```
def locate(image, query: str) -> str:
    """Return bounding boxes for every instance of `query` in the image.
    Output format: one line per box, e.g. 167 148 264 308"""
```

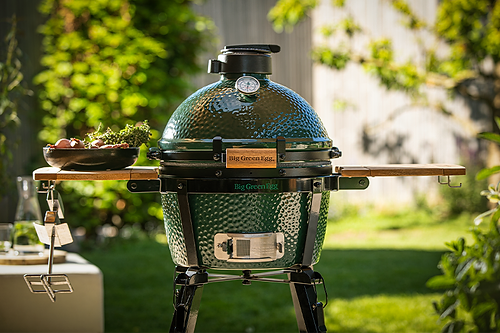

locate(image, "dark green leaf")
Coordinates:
491 209 500 233
476 166 500 180
432 300 440 314
495 117 500 131
471 301 496 329
426 275 456 290
478 132 500 144
458 292 471 312
441 320 464 333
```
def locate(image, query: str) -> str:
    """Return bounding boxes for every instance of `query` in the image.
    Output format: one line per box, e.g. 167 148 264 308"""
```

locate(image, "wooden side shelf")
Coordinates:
33 166 159 181
33 164 466 181
335 164 466 177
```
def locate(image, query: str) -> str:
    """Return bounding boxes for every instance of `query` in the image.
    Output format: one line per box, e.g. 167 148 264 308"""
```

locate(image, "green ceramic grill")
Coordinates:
144 44 369 333
148 44 353 271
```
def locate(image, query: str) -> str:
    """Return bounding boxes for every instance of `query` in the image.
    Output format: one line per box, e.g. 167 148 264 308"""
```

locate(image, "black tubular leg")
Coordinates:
170 269 207 333
170 284 203 333
289 270 327 333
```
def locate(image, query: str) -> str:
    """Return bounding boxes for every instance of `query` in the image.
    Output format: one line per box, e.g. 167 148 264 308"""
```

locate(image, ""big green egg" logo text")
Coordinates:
234 183 279 191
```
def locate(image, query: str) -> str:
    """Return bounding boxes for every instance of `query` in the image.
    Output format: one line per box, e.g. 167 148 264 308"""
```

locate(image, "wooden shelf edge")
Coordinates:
33 166 159 181
335 164 466 178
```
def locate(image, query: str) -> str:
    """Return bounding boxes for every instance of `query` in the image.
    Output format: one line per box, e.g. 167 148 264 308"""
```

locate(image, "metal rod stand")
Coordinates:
169 266 327 333
48 224 56 275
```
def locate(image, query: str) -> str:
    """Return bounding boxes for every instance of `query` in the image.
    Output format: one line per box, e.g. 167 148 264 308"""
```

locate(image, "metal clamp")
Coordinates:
212 136 223 162
46 188 64 219
276 136 286 161
38 180 56 193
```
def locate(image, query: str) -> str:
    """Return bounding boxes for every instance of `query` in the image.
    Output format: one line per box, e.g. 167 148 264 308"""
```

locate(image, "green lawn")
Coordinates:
81 208 477 332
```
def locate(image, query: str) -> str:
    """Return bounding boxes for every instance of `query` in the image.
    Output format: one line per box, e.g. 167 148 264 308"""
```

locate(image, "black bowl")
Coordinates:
43 147 140 171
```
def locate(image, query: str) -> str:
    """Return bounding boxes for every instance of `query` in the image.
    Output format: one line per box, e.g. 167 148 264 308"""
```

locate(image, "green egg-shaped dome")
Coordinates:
159 75 331 151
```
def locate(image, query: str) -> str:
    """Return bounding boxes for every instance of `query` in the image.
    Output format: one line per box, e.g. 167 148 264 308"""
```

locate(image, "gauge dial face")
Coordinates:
235 76 260 95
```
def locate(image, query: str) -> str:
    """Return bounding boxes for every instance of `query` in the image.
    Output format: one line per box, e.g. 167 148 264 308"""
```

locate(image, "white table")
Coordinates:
0 252 104 333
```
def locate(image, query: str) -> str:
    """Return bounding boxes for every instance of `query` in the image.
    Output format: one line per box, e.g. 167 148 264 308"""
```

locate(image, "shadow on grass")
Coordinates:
316 248 445 299
82 240 446 332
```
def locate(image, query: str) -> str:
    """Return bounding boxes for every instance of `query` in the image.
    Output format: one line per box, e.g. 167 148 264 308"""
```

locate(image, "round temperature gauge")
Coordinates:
235 76 260 95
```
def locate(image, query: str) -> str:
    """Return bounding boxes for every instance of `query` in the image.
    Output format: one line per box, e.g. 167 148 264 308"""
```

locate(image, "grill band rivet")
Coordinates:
215 170 223 177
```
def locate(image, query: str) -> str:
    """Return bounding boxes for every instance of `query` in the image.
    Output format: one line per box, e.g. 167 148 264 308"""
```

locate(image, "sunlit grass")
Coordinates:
326 294 442 333
81 206 480 332
325 208 476 250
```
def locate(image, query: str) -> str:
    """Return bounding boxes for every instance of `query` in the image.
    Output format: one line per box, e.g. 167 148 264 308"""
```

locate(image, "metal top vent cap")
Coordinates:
208 44 280 75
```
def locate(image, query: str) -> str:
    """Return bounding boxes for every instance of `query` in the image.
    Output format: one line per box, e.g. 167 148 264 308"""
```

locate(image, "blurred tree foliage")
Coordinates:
0 16 32 198
268 0 500 141
35 0 214 237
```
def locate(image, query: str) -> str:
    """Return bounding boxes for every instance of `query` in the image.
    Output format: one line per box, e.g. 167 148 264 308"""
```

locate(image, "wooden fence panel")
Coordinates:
191 0 313 103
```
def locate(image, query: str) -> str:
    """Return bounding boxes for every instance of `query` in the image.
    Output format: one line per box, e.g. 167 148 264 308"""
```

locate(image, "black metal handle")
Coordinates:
147 147 161 160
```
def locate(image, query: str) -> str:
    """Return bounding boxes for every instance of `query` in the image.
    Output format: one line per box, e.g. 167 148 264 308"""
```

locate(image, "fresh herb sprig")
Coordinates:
84 121 151 148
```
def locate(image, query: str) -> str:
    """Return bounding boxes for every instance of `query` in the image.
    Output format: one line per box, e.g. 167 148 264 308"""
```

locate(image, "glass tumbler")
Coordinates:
0 223 12 254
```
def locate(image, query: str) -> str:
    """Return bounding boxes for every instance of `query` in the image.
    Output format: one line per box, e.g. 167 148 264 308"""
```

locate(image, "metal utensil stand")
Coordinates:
23 180 74 302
